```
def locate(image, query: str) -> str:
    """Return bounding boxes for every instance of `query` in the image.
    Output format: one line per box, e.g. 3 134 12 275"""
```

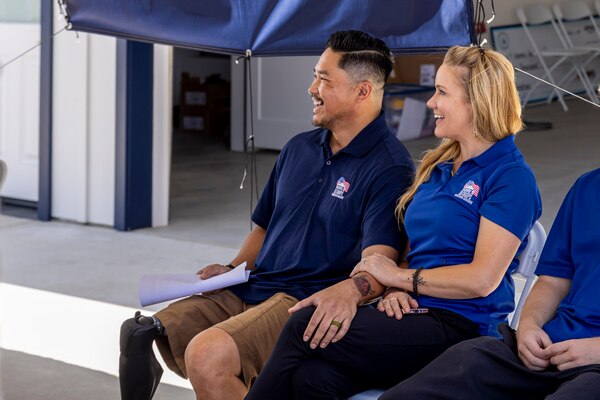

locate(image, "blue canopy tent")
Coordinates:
62 0 475 55
57 0 476 231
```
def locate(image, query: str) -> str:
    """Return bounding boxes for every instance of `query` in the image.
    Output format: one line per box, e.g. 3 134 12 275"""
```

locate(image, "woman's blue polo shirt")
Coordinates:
537 169 600 343
404 136 542 336
230 113 414 304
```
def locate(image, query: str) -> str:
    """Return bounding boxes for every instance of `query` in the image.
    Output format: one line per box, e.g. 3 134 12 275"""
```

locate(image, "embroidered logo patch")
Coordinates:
454 180 480 204
331 177 350 199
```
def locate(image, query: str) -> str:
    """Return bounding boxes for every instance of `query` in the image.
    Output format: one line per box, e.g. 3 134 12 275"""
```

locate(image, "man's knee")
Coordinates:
184 327 241 381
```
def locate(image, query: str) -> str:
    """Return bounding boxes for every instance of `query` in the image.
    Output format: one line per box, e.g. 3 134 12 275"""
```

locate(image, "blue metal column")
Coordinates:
115 40 153 231
38 0 53 220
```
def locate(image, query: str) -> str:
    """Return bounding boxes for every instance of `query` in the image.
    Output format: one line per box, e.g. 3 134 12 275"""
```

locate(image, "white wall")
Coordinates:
230 56 316 152
153 44 173 228
52 4 173 228
52 9 117 225
0 23 40 202
88 36 117 225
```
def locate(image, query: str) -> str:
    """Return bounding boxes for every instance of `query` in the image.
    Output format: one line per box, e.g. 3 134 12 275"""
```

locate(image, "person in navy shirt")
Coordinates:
384 168 600 400
118 31 414 400
246 46 542 400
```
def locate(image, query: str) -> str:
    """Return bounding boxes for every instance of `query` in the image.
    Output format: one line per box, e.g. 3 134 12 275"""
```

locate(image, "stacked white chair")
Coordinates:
348 221 547 400
551 1 600 104
516 5 595 111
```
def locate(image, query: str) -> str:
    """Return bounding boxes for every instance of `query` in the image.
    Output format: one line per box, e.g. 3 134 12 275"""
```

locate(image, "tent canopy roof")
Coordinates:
64 0 474 56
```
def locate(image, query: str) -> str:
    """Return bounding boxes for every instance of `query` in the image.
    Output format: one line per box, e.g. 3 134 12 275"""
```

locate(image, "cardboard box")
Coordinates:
389 54 444 86
184 91 207 105
182 115 205 131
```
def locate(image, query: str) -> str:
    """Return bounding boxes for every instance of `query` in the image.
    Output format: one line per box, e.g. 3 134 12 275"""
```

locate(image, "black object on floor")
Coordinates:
523 119 553 131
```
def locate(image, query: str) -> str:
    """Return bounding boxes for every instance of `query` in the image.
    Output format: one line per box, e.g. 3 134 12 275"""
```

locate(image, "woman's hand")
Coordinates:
377 288 419 320
350 253 401 288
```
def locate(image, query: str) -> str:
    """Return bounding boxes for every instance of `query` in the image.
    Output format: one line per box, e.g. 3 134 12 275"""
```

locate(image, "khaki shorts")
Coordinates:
155 290 298 387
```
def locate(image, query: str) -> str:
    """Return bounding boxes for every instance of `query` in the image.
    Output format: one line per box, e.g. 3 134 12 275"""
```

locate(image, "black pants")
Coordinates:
382 334 600 400
245 306 479 400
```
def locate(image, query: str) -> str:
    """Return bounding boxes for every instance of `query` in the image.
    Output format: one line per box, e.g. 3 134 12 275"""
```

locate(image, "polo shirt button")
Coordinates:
318 178 324 183
326 161 332 166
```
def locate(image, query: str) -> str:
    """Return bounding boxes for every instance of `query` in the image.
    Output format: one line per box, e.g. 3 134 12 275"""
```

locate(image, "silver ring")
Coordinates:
388 297 398 302
382 299 390 303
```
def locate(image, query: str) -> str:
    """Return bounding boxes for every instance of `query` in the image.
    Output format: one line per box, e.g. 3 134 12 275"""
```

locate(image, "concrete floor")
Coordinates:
0 98 599 399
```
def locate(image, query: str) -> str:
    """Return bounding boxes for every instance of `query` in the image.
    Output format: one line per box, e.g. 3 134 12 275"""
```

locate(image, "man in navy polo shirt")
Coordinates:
382 168 600 400
119 30 413 400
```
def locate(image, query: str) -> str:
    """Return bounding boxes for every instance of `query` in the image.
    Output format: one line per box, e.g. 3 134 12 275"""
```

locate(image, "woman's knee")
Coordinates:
280 307 316 339
291 359 349 400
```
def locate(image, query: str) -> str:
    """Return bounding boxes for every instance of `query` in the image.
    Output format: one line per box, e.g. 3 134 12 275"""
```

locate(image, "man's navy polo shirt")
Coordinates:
404 136 542 337
537 169 600 343
230 113 414 304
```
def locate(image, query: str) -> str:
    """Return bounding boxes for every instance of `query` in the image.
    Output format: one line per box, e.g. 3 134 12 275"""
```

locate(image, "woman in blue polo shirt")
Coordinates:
246 45 542 400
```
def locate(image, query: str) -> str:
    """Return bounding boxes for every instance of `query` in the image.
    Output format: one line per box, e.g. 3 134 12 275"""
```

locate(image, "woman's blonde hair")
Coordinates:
396 46 523 219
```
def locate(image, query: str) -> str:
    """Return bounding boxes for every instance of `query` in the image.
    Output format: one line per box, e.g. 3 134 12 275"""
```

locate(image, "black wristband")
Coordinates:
224 264 235 270
412 267 423 297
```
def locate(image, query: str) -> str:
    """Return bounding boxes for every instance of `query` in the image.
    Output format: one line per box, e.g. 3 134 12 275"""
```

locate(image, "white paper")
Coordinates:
396 97 427 141
139 263 249 307
420 64 436 86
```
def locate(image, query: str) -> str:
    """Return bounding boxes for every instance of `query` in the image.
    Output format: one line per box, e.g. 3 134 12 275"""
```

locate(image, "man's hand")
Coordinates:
542 337 600 371
197 264 232 280
288 279 362 350
516 325 553 371
350 253 400 288
377 289 419 320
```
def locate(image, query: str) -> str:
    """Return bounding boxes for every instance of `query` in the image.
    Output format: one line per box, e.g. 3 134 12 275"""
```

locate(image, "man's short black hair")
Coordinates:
326 30 395 87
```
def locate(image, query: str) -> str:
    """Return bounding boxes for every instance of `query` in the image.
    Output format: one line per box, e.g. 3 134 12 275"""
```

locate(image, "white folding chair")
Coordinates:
516 5 594 110
552 2 600 103
0 159 7 190
348 389 385 400
348 221 548 400
508 220 547 328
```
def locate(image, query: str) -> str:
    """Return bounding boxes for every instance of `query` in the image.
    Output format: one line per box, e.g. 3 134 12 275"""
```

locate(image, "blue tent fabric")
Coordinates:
64 0 474 55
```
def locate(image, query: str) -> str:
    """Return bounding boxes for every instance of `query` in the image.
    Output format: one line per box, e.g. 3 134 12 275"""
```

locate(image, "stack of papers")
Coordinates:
139 263 250 307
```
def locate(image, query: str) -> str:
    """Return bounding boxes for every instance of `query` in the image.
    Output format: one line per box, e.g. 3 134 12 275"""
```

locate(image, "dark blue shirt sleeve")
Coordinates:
535 183 576 279
479 166 541 241
251 160 280 230
361 165 413 252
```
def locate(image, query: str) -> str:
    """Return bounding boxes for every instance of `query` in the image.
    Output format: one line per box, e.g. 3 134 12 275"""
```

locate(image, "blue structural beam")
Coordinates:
38 0 53 221
115 40 153 231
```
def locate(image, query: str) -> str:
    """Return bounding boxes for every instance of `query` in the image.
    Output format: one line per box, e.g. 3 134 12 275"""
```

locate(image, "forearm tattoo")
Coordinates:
413 273 425 287
353 274 375 298
412 267 425 296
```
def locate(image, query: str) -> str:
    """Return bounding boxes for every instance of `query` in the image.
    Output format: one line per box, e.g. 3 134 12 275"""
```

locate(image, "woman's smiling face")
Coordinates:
426 64 473 141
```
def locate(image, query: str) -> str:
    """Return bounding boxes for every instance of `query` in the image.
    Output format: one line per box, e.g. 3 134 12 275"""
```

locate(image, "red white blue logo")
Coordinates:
454 180 480 204
331 177 350 199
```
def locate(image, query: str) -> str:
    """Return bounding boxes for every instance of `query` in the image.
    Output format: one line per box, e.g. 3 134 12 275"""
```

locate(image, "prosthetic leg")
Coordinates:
119 311 164 400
